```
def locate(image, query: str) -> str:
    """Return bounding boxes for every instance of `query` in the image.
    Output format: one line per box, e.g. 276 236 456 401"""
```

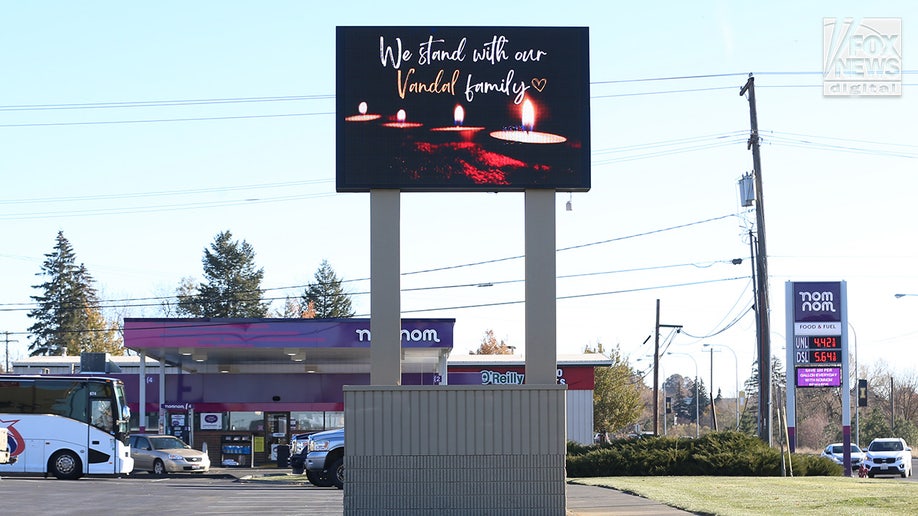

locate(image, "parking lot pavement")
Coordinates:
217 467 693 515
1 467 692 515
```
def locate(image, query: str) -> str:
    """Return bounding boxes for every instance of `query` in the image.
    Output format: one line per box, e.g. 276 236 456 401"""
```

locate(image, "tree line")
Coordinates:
588 345 918 448
24 230 354 358
21 231 918 448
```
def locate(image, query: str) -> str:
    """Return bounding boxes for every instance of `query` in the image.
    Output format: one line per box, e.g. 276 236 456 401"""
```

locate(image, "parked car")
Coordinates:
305 428 344 489
129 434 211 475
820 443 865 471
864 437 912 478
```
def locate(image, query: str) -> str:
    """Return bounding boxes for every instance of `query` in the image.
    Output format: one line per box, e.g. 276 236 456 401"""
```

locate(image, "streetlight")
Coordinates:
849 322 859 447
636 356 664 436
667 352 699 438
704 343 740 430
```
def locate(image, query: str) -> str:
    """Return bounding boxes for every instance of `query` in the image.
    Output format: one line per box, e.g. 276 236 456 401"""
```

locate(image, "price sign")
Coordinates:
795 349 842 364
808 336 839 349
793 335 842 364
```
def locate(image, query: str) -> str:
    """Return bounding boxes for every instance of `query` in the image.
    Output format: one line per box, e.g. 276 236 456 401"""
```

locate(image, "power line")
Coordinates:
0 191 337 221
1 275 750 337
0 211 741 310
0 212 740 311
0 73 790 114
0 111 335 128
4 70 916 127
3 125 910 221
0 179 332 205
393 276 747 316
0 95 333 112
1 254 746 313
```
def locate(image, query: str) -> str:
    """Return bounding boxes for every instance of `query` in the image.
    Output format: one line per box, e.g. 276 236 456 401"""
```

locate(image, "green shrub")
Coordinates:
567 440 592 457
566 431 809 477
690 432 781 476
566 446 627 477
789 454 843 476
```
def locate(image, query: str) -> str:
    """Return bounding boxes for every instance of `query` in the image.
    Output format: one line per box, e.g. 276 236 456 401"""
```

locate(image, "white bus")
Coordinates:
0 375 134 479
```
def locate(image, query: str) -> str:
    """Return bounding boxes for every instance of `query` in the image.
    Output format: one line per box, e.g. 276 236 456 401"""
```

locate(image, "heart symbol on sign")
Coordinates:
531 78 547 92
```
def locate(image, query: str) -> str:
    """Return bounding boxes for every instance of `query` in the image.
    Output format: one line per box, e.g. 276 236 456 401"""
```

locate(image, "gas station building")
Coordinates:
13 317 609 466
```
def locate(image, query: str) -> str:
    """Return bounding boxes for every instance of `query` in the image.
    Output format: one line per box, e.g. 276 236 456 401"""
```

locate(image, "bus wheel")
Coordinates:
50 450 82 480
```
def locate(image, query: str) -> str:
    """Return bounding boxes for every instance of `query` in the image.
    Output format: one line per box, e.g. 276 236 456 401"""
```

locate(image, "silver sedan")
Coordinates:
129 434 211 474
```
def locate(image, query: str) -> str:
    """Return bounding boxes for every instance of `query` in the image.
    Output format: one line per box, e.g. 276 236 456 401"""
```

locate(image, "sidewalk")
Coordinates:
214 467 694 515
565 482 694 515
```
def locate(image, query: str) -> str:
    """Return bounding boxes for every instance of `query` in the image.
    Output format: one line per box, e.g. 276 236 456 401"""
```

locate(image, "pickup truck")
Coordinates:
304 428 344 489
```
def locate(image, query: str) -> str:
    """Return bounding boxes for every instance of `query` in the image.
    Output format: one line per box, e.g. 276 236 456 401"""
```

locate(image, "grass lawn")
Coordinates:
569 476 918 515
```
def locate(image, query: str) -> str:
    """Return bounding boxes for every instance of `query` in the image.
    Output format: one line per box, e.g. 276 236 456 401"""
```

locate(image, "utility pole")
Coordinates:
709 347 718 431
890 376 895 435
653 300 660 436
740 74 772 444
3 331 19 372
653 299 682 436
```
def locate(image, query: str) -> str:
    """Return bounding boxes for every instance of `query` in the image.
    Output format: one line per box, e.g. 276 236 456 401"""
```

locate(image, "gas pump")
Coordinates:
163 403 193 444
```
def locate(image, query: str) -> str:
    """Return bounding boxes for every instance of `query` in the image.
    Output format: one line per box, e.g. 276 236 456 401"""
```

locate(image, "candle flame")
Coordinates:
521 99 535 131
358 101 367 115
454 105 465 126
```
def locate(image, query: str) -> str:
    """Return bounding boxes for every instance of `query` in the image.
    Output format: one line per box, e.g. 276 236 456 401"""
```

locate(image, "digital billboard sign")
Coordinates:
796 367 842 388
336 26 590 192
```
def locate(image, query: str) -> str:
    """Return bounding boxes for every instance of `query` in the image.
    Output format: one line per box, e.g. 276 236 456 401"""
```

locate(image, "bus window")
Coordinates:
91 398 114 434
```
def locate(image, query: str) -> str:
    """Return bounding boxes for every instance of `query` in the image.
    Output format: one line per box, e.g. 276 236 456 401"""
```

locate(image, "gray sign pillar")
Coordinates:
139 351 146 432
524 189 557 384
784 282 796 450
370 189 401 386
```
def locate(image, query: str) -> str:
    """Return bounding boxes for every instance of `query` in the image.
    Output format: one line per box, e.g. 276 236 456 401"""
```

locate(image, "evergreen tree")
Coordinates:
666 374 690 423
28 231 122 356
177 230 268 318
301 260 354 318
686 378 711 426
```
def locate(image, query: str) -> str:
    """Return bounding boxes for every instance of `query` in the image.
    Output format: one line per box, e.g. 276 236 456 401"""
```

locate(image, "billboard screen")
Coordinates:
336 26 590 192
796 367 842 388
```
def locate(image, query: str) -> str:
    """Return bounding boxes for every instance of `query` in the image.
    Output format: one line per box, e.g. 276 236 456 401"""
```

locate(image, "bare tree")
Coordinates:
471 329 513 355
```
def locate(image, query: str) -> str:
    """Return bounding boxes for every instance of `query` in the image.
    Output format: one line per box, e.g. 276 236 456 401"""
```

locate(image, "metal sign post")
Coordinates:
785 281 849 473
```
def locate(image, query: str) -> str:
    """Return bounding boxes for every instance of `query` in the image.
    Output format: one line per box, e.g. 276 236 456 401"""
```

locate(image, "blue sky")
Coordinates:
2 2 917 396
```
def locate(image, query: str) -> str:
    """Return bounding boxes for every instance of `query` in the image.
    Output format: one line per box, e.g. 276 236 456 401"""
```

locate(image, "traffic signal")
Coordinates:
858 379 868 407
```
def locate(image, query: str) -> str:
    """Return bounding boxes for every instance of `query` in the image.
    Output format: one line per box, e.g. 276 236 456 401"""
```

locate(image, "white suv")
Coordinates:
864 437 912 478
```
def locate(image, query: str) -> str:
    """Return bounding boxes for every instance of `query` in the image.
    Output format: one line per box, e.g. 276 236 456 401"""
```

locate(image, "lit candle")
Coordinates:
382 108 423 128
430 104 484 136
344 101 381 122
490 98 567 144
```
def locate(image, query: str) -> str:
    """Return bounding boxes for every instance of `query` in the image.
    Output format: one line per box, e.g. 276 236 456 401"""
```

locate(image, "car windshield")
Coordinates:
870 441 903 452
831 445 862 454
150 436 188 450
